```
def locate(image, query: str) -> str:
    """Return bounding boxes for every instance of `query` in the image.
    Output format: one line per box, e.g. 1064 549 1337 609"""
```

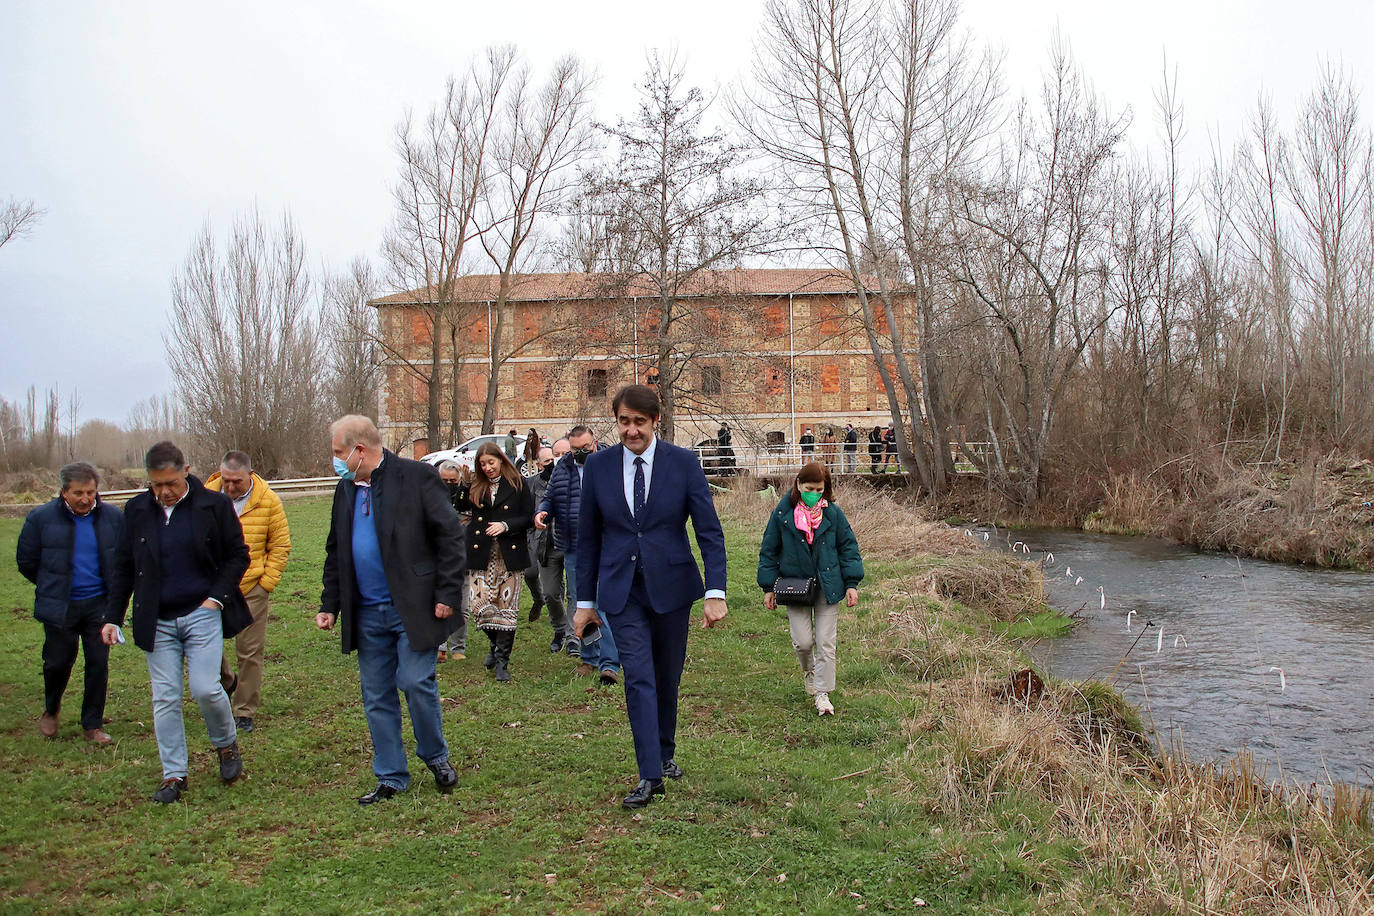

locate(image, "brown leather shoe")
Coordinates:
39 712 58 738
83 728 113 746
574 663 596 677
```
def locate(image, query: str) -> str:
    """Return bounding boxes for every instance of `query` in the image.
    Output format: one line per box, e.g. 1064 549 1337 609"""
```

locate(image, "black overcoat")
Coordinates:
463 475 535 572
320 451 466 653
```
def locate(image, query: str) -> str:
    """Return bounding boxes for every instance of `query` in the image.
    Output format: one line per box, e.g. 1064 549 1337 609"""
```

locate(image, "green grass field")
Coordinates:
0 495 1082 914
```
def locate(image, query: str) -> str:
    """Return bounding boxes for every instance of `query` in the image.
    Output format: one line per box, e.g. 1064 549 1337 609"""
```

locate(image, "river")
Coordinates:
982 527 1374 790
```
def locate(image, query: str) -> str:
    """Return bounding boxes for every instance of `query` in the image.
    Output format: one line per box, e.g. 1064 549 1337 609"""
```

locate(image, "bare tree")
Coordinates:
475 54 596 433
0 197 44 251
742 0 999 493
165 209 327 475
945 41 1128 505
322 257 384 418
586 50 774 442
382 49 514 446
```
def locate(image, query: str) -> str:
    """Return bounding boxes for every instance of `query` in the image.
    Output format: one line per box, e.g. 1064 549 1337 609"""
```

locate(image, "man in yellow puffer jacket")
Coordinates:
206 451 291 733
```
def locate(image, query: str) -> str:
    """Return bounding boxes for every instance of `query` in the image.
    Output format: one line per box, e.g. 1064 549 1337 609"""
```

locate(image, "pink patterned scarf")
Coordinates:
794 498 828 545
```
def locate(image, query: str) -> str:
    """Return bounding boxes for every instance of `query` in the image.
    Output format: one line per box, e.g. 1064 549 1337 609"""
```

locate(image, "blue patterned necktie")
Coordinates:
633 456 646 518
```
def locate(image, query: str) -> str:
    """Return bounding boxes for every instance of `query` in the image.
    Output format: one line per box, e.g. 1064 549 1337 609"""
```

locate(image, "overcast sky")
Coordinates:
2 0 1370 423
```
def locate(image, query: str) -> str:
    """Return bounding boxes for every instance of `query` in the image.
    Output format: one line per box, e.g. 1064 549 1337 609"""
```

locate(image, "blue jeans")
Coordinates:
145 607 237 780
356 602 449 790
567 552 619 673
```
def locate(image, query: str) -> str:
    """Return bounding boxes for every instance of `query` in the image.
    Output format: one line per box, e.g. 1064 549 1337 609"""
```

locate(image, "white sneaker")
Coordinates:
803 670 817 696
815 692 834 716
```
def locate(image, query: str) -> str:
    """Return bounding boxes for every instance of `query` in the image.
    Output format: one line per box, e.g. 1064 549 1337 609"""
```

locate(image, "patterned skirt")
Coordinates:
468 550 521 632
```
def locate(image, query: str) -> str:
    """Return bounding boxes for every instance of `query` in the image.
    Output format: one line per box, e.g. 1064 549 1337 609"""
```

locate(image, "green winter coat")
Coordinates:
756 497 864 605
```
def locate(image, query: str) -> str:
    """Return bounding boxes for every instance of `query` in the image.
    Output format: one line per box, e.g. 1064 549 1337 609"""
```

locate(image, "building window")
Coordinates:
765 366 785 396
586 368 608 398
701 365 722 396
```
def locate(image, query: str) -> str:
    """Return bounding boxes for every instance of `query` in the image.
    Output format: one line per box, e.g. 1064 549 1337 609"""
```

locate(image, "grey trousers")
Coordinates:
788 598 840 693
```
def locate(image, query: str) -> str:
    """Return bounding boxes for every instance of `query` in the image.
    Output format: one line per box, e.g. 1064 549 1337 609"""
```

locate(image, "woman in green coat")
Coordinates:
756 462 864 715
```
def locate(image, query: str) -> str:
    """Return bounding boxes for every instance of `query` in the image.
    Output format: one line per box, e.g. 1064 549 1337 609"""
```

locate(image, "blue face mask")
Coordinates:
333 447 359 481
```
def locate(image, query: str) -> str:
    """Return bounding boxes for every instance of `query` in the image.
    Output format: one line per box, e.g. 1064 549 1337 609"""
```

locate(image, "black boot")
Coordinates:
492 630 514 682
483 632 498 670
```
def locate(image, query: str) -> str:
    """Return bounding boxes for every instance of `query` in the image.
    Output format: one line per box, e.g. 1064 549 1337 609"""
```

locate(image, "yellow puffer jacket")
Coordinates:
205 471 292 594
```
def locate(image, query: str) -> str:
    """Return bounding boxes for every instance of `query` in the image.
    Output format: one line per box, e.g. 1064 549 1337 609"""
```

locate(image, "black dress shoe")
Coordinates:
622 778 665 809
358 784 399 805
152 776 186 804
549 636 565 653
234 716 254 734
428 759 458 792
662 759 683 780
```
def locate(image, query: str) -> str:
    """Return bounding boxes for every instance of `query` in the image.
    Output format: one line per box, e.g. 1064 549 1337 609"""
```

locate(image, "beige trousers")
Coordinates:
788 598 839 693
228 584 271 719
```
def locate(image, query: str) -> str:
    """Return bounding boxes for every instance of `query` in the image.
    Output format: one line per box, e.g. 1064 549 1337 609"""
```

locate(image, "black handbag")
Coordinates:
773 576 819 606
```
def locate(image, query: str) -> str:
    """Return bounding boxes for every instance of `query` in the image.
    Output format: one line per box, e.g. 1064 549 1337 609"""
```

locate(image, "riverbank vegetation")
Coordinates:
1 489 1369 913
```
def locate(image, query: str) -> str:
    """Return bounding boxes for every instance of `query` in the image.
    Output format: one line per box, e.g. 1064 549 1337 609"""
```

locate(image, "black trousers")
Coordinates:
42 595 110 730
485 628 516 664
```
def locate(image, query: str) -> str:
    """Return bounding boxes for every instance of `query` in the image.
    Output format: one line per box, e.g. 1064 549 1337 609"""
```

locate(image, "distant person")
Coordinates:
502 429 518 461
798 425 815 460
535 425 622 681
436 460 470 662
820 428 839 472
205 450 291 734
530 439 571 652
573 385 728 809
881 425 897 472
317 415 464 805
464 443 535 682
16 461 123 745
842 423 858 473
523 428 541 468
104 441 251 804
756 461 863 716
867 426 883 474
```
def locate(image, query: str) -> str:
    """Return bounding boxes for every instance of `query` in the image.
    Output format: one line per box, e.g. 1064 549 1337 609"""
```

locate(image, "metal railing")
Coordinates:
688 442 991 477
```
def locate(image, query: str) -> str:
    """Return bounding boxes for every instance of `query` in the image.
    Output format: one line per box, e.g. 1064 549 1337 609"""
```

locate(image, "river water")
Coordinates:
982 527 1374 790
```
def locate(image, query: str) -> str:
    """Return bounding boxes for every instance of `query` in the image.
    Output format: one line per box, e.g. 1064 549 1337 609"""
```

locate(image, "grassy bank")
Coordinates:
1 489 1369 913
941 451 1374 570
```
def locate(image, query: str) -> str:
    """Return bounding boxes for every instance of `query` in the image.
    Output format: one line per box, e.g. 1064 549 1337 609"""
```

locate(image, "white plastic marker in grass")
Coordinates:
1098 586 1105 610
1269 666 1287 692
1075 577 1083 586
1174 634 1188 648
1065 566 1072 578
1013 541 1024 552
1156 628 1165 653
982 532 989 542
1126 610 1136 631
1045 552 1054 564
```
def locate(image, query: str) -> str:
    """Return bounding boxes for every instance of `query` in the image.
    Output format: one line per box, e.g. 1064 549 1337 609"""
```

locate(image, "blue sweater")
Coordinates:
69 511 105 600
157 502 215 619
351 486 392 606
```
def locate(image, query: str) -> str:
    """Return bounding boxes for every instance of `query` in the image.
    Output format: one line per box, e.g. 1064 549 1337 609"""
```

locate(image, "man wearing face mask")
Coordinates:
536 425 621 682
436 460 469 661
318 416 465 805
525 444 567 652
17 462 124 745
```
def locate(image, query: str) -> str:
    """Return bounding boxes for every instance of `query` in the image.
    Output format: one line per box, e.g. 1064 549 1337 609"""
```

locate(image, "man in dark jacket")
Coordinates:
842 423 858 473
526 443 566 652
17 461 123 745
102 441 251 804
317 415 465 805
535 424 621 683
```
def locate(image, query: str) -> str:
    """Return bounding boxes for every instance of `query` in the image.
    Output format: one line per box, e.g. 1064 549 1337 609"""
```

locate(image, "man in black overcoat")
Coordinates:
317 415 466 805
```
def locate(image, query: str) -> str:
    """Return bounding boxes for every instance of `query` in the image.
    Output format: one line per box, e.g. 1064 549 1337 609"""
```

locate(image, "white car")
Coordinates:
421 434 548 476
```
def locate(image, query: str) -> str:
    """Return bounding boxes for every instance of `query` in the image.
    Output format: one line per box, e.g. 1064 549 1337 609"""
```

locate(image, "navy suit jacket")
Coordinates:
576 439 727 616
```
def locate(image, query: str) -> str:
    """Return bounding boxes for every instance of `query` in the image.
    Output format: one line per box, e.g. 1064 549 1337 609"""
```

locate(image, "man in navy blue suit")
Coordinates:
573 384 729 809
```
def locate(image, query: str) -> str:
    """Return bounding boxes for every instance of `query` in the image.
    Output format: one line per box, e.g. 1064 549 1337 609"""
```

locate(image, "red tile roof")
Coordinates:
369 268 866 307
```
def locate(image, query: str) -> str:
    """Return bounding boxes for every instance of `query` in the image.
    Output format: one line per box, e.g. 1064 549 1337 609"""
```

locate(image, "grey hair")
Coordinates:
330 414 382 449
59 461 100 491
437 460 462 474
221 450 252 472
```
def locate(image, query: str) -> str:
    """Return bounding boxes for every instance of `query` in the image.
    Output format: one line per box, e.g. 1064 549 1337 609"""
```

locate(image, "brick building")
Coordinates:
369 268 913 452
